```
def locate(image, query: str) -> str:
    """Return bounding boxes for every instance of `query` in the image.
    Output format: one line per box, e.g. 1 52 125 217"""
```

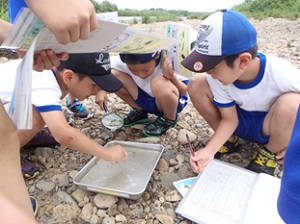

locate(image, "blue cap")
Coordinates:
181 9 257 73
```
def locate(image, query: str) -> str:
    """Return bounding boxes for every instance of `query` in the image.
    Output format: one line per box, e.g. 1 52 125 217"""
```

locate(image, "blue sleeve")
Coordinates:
277 104 300 223
8 0 28 23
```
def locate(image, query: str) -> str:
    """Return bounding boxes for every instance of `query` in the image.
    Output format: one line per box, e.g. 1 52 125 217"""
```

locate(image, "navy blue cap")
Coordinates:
59 52 122 92
119 52 158 65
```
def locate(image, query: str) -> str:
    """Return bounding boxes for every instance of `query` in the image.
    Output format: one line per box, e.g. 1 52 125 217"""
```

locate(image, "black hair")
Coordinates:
55 65 87 81
224 44 258 68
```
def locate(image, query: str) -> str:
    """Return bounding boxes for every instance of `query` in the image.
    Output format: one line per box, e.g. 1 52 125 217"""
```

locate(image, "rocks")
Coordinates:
9 18 298 223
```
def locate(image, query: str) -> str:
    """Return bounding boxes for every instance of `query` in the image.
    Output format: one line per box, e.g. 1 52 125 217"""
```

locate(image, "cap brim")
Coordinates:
181 50 226 73
89 73 123 92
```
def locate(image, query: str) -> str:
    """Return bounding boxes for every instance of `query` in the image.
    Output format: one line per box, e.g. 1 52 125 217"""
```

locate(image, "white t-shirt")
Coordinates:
206 53 300 112
0 59 62 112
111 55 188 97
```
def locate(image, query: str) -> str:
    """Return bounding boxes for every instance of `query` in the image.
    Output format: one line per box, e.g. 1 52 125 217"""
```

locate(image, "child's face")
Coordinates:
206 59 241 85
126 59 156 79
68 74 101 100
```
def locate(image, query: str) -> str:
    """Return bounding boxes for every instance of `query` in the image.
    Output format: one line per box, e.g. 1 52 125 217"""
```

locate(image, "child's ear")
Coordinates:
63 69 75 84
238 52 252 70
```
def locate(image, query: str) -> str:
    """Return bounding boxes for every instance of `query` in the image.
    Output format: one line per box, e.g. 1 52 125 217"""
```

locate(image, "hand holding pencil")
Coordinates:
186 134 198 166
186 134 213 173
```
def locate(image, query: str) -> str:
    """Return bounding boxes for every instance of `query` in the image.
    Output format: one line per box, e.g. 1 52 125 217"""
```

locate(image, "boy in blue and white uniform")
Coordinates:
0 53 128 163
110 52 189 136
183 9 300 175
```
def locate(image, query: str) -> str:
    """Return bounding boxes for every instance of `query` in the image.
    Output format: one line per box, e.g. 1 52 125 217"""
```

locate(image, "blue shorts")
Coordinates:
135 80 189 116
234 107 270 144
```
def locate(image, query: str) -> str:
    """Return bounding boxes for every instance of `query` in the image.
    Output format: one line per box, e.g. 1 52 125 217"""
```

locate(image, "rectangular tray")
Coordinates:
73 140 164 199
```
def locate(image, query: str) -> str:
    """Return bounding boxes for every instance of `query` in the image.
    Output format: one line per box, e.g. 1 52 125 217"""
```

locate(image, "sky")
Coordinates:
96 0 245 12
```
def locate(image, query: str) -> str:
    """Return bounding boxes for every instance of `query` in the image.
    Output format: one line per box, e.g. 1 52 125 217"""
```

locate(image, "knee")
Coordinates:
275 93 300 122
187 74 208 98
32 109 45 131
151 76 169 94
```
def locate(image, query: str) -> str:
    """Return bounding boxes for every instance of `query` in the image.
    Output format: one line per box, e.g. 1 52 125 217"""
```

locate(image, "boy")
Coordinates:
182 9 300 175
0 52 128 163
9 0 92 120
110 52 189 136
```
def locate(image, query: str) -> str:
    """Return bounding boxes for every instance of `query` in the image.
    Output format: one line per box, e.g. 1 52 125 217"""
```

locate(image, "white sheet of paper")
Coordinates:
176 160 257 224
176 160 283 224
8 39 35 129
242 173 284 224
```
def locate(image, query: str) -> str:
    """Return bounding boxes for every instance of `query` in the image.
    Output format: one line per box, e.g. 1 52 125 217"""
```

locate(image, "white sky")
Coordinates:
96 0 245 12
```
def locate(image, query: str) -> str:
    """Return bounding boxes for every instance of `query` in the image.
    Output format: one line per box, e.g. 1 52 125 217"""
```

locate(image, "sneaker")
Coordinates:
30 196 38 217
123 108 150 127
214 135 240 159
66 97 93 120
246 145 278 175
21 160 40 180
142 115 177 137
23 129 57 149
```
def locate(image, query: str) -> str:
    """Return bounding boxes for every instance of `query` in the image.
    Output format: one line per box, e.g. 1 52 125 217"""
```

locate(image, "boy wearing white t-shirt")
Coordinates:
0 53 128 163
110 52 189 136
182 9 300 175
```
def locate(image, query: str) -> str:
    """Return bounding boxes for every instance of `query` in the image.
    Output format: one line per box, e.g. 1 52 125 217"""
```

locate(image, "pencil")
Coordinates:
186 134 199 166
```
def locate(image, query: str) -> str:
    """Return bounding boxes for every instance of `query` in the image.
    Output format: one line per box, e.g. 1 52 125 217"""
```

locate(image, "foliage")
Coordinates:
91 0 118 12
0 0 8 21
233 0 300 20
1 0 300 22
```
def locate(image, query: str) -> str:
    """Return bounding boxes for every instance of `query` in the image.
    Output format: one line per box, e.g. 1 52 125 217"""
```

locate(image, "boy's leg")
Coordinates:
0 103 36 222
151 76 179 120
113 69 150 126
3 103 45 147
18 106 46 147
247 92 300 174
262 92 300 154
113 69 141 109
188 74 221 130
141 76 178 136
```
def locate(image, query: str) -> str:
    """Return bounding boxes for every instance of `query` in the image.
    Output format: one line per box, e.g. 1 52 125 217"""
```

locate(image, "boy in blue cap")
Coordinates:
109 52 189 136
182 9 300 175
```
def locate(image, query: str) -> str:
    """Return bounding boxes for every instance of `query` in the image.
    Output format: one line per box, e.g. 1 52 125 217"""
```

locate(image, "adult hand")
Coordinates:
26 0 98 44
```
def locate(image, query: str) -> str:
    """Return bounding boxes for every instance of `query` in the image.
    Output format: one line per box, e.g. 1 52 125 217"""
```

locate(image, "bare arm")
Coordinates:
41 110 128 163
190 105 239 173
0 104 36 223
0 20 12 45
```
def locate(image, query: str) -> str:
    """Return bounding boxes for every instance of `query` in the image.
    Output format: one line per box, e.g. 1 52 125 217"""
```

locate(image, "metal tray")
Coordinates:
73 140 164 199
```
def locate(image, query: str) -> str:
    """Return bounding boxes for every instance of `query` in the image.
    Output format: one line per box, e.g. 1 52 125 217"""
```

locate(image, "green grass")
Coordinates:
0 0 9 21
